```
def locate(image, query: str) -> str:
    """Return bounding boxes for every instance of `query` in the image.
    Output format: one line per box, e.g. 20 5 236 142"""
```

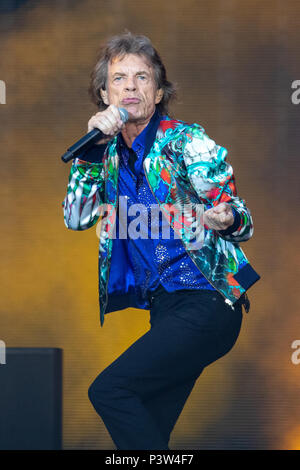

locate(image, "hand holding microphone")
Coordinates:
61 105 129 163
88 105 128 145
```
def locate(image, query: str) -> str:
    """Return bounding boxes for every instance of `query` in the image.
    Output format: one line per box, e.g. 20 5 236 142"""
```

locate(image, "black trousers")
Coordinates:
88 285 243 450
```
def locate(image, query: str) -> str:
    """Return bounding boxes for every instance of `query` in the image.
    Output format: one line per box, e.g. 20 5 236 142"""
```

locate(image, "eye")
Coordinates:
114 76 123 82
138 75 147 80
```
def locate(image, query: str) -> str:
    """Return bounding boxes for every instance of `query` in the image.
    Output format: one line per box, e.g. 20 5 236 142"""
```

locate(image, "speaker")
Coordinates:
0 348 62 450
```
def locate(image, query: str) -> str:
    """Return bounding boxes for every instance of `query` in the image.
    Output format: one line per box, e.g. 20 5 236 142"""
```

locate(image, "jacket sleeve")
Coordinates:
183 125 254 243
62 146 106 231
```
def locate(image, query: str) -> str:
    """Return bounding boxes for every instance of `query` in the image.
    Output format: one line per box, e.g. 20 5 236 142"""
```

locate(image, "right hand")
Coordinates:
87 105 126 145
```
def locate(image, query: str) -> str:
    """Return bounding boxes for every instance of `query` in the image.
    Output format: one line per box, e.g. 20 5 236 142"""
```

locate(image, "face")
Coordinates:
100 53 163 123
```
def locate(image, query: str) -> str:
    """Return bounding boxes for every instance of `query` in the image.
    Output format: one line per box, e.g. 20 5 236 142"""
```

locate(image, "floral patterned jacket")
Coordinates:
63 117 260 326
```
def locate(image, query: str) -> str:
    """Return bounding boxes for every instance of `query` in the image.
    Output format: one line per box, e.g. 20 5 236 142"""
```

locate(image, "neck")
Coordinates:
121 110 155 148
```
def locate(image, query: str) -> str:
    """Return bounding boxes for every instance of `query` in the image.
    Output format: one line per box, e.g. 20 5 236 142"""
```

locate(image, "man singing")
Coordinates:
62 31 260 450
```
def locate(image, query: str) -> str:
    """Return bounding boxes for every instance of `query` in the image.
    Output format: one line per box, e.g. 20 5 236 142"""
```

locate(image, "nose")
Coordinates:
125 77 136 91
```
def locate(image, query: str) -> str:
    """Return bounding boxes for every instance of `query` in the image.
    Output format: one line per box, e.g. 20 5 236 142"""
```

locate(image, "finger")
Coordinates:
109 104 123 122
207 213 229 229
106 107 126 132
221 213 233 227
219 212 228 223
88 116 103 133
93 114 117 135
105 106 123 131
209 210 224 222
212 206 221 214
213 203 227 214
204 207 215 217
226 205 234 215
205 215 220 229
88 115 110 134
100 113 119 134
93 106 120 128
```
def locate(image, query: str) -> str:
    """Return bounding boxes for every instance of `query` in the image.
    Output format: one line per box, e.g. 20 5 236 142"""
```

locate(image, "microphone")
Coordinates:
61 107 129 163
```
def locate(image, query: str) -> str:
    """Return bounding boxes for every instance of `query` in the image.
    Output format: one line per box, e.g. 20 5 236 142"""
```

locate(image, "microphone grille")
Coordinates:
118 107 129 123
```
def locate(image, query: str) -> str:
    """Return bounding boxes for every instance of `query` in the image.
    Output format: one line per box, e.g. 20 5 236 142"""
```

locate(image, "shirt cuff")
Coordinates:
217 207 241 236
76 144 107 163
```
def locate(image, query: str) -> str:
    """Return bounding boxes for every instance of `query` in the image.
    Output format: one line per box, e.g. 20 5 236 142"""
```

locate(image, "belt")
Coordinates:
148 285 251 314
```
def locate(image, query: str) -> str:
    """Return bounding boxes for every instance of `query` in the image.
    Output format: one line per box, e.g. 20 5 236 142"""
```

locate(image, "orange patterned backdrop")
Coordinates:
1 0 300 449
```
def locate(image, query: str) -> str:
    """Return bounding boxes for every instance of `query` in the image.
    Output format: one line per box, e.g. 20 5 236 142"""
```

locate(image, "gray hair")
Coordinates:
88 31 176 115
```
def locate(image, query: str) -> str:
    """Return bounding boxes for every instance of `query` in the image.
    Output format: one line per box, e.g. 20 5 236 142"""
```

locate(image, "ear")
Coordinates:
155 88 164 104
100 88 109 105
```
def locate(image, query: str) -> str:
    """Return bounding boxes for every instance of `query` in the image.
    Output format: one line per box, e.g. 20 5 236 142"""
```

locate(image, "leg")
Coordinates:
141 374 201 446
140 289 243 446
88 321 195 450
88 288 242 450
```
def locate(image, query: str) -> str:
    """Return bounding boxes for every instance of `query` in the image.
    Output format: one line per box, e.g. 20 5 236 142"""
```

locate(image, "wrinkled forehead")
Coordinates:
108 53 154 75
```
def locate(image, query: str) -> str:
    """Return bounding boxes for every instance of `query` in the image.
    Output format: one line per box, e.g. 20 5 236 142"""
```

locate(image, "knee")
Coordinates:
88 376 104 406
88 381 97 406
88 373 113 407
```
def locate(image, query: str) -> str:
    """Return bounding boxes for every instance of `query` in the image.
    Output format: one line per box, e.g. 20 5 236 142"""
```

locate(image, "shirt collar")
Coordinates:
117 108 162 163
